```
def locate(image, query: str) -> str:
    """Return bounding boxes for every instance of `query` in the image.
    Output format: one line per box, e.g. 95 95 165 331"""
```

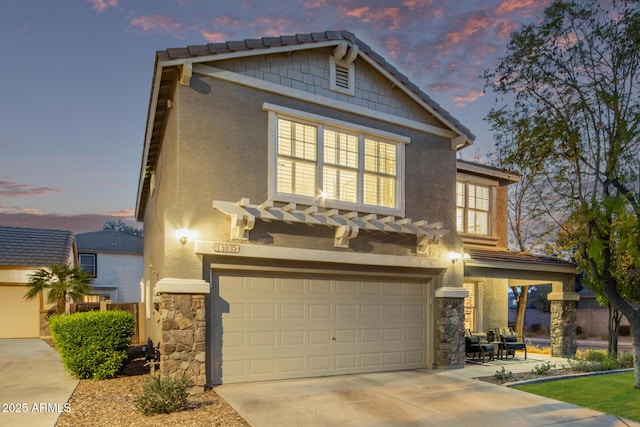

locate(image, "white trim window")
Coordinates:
78 253 97 277
457 182 491 235
266 104 407 216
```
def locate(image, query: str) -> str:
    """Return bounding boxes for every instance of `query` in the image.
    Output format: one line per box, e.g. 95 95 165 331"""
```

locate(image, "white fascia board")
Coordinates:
193 64 456 139
136 61 164 217
457 162 521 184
464 259 578 274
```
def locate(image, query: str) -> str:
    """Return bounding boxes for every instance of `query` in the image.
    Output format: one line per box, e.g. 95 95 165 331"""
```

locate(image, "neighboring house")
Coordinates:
76 230 143 303
0 225 76 338
135 30 578 390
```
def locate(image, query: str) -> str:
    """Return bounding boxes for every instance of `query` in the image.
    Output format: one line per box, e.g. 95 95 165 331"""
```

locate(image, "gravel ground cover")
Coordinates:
52 343 249 427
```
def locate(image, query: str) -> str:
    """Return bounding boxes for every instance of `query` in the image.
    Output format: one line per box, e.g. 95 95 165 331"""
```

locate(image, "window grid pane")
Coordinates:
276 115 399 211
277 118 318 197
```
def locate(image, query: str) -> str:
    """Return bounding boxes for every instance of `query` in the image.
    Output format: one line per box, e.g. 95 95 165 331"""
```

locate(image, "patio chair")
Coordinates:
465 334 495 361
495 328 527 360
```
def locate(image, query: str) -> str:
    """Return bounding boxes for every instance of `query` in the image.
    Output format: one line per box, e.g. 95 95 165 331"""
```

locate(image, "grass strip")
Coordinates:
513 372 639 422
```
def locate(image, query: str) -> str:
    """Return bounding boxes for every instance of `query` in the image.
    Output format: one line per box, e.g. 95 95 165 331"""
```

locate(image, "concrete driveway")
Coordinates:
0 339 78 427
216 356 639 427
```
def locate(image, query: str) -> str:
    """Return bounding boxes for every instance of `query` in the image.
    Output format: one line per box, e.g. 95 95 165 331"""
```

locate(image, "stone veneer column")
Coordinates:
435 287 468 368
548 291 579 358
155 278 210 393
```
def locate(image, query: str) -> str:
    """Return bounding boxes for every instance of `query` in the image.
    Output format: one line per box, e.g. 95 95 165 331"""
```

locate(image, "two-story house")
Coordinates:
135 30 578 390
76 230 143 303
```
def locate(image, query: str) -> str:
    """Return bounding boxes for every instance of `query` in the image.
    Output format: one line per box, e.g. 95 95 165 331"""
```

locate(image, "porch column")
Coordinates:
155 278 210 393
435 287 468 368
548 277 580 357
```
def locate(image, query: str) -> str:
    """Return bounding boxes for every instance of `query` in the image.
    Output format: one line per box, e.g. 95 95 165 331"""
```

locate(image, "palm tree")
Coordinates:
24 263 94 314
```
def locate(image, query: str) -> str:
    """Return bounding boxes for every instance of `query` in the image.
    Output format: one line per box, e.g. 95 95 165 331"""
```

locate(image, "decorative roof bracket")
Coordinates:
212 198 448 252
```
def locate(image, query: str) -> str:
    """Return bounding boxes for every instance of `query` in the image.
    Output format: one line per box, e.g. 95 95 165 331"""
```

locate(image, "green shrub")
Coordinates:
567 349 632 372
618 352 634 368
531 361 556 375
135 374 193 416
49 310 134 380
495 366 513 381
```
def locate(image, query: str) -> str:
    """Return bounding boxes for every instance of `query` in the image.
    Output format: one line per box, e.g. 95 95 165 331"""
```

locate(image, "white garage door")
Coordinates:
217 274 430 383
0 285 40 338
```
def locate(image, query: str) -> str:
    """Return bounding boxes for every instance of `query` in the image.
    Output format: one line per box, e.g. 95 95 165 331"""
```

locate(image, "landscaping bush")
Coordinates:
567 349 633 372
49 310 134 380
135 374 193 416
618 352 634 368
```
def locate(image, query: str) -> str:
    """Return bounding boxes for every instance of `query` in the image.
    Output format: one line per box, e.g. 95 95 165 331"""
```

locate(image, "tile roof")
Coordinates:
465 247 577 268
76 230 143 254
0 225 75 267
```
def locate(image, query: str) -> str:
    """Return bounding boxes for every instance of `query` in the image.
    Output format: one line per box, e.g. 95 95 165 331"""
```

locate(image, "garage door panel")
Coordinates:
217 275 430 383
0 286 39 338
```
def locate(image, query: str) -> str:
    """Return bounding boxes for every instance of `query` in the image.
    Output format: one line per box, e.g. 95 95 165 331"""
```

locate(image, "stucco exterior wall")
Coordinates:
477 278 509 334
493 185 510 248
138 66 462 298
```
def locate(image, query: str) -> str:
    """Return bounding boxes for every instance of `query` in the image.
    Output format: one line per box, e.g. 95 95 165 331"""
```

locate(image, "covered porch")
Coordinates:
462 247 579 358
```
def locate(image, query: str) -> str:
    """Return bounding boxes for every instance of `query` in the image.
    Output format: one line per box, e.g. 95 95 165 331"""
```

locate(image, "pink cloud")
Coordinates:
106 208 135 217
495 0 549 16
0 180 61 197
214 16 244 28
0 205 42 215
85 0 118 13
129 14 183 35
339 6 403 30
254 17 289 36
446 15 490 44
200 31 225 42
453 88 485 107
403 0 432 10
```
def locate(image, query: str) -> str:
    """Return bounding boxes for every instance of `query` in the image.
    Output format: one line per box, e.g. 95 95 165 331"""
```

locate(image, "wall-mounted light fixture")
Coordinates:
448 252 462 264
176 228 193 245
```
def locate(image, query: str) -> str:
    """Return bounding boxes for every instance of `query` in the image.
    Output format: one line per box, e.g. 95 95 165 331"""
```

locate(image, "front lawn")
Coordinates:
513 372 640 422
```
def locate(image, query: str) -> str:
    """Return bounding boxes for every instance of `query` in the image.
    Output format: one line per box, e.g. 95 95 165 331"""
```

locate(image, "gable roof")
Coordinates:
76 230 143 255
0 225 76 267
136 30 476 221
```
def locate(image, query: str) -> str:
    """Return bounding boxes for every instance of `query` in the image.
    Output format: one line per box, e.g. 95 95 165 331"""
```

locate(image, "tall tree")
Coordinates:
485 0 640 387
102 220 143 237
24 263 94 314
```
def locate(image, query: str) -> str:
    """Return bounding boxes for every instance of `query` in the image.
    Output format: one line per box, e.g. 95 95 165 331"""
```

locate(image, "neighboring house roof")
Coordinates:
0 225 75 267
76 230 143 255
137 30 476 221
465 247 577 273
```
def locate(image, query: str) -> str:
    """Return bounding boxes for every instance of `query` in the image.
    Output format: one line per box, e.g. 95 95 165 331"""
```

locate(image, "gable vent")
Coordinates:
330 43 358 96
334 62 350 90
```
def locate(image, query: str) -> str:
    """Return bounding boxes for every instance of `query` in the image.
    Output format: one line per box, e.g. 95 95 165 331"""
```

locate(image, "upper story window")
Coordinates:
266 104 407 216
456 182 491 235
78 253 97 277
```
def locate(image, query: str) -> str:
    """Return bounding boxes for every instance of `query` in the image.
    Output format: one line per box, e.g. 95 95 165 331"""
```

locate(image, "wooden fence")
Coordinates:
70 302 145 344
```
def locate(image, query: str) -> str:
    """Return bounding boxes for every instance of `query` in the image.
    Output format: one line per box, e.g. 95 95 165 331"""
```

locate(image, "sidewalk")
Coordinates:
0 339 78 427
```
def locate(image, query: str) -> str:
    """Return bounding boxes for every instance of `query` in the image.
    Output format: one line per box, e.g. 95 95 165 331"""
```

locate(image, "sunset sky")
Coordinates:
0 0 550 232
